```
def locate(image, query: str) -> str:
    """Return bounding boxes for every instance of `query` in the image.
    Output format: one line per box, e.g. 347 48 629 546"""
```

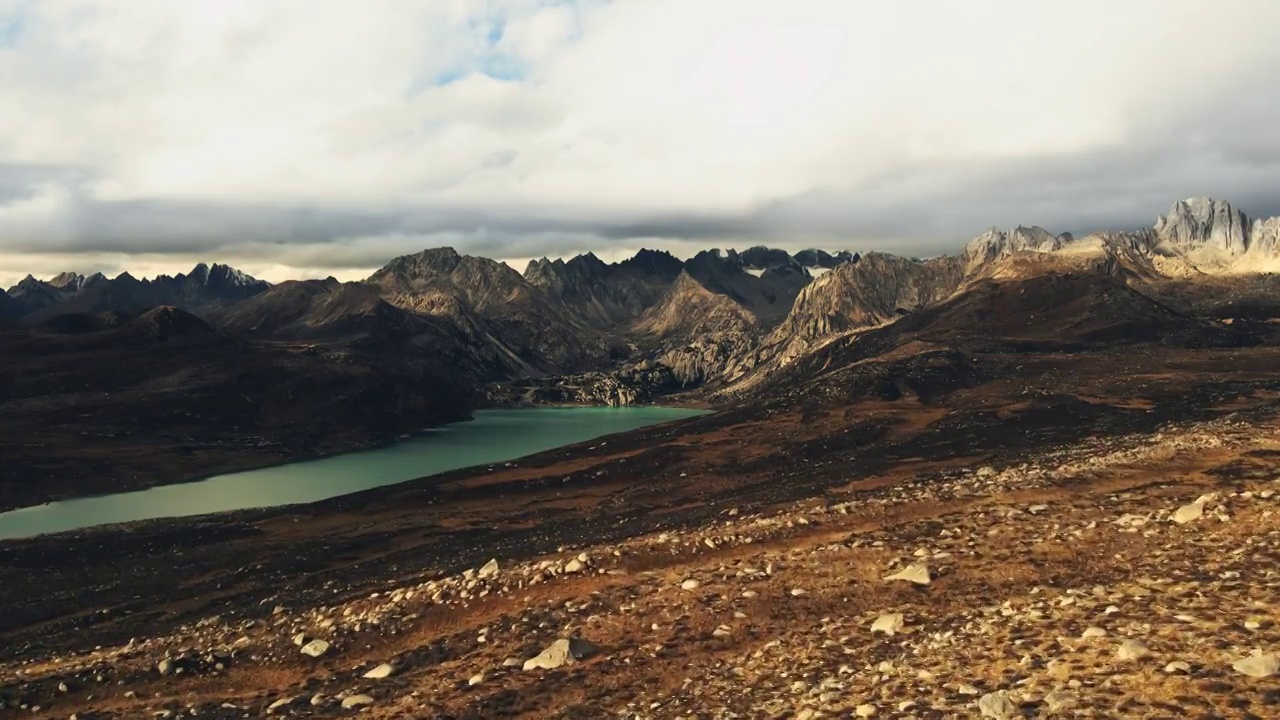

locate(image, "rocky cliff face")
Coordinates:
212 277 520 381
963 225 1069 273
683 249 809 326
630 272 763 386
524 250 682 329
370 247 617 373
1154 197 1252 254
764 252 966 361
1249 216 1280 256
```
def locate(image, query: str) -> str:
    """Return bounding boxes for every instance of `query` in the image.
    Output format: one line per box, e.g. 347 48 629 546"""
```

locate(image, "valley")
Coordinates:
2 196 1280 717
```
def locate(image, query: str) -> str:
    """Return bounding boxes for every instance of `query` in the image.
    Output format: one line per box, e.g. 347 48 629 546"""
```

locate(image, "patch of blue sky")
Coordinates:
0 13 25 48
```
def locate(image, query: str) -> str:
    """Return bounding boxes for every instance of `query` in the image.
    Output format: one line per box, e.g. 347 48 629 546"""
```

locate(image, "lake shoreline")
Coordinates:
0 406 710 539
0 396 713 516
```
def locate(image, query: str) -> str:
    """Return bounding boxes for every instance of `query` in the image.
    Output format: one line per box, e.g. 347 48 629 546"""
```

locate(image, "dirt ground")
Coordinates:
2 347 1279 718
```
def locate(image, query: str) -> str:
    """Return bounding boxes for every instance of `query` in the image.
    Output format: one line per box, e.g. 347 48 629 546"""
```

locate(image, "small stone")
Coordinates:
1163 660 1191 674
1171 502 1204 524
884 563 931 585
681 579 700 591
789 587 808 597
523 637 599 671
1232 653 1279 678
478 559 499 579
871 613 905 636
978 690 1017 718
292 632 308 647
340 694 374 709
1116 639 1149 661
564 558 584 573
363 663 395 679
1043 690 1077 712
266 696 295 714
468 672 485 686
1080 626 1107 639
157 659 175 676
300 639 331 658
310 694 327 706
855 704 877 717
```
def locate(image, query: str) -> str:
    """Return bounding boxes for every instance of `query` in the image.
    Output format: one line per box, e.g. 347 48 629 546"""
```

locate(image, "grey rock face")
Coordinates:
1250 216 1280 256
963 225 1065 272
1154 197 1251 254
767 252 965 358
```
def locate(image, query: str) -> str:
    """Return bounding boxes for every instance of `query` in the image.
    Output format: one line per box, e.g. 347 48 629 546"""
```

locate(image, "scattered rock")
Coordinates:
300 639 331 658
855 704 877 717
870 613 905 636
1232 653 1279 678
1172 502 1205 524
362 663 395 679
1043 690 1077 712
884 563 931 585
977 690 1017 718
340 694 374 709
468 672 485 687
477 559 499 579
157 659 174 676
681 579 700 591
523 637 600 671
1116 639 1150 661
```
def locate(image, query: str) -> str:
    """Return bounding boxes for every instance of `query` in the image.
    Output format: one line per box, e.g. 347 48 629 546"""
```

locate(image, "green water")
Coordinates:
0 406 706 540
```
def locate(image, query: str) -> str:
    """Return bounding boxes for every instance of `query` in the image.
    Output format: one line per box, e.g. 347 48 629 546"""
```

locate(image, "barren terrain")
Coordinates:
2 346 1279 718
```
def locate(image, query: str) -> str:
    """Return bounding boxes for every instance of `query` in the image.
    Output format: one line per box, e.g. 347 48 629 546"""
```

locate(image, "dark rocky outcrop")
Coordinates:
370 248 618 373
794 249 858 269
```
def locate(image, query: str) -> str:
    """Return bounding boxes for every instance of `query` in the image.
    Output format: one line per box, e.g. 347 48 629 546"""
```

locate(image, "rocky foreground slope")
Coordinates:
2 404 1277 718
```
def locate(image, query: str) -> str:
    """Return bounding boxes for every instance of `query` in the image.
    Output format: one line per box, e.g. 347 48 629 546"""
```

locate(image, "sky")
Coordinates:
3 0 1280 287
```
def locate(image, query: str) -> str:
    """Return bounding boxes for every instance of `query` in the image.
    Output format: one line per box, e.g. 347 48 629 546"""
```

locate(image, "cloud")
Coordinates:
3 0 1280 281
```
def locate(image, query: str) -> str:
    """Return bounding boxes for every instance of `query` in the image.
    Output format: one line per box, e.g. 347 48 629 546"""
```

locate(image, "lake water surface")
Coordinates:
0 406 706 540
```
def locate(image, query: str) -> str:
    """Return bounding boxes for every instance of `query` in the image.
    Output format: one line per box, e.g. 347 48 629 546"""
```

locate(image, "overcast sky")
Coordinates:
4 0 1280 286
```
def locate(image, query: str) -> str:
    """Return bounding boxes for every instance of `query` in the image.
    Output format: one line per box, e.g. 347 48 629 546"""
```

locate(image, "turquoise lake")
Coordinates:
0 406 706 540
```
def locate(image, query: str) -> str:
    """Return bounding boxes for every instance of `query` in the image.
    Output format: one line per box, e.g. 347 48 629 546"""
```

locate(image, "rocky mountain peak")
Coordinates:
370 247 467 284
963 224 1064 272
190 262 211 284
205 263 262 289
738 246 798 271
618 248 683 277
566 251 608 273
794 249 858 269
1251 216 1280 255
48 272 87 290
1153 197 1250 254
13 274 42 291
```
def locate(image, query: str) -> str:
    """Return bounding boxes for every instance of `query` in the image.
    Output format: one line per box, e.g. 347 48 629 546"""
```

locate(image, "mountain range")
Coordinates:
3 196 1280 510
